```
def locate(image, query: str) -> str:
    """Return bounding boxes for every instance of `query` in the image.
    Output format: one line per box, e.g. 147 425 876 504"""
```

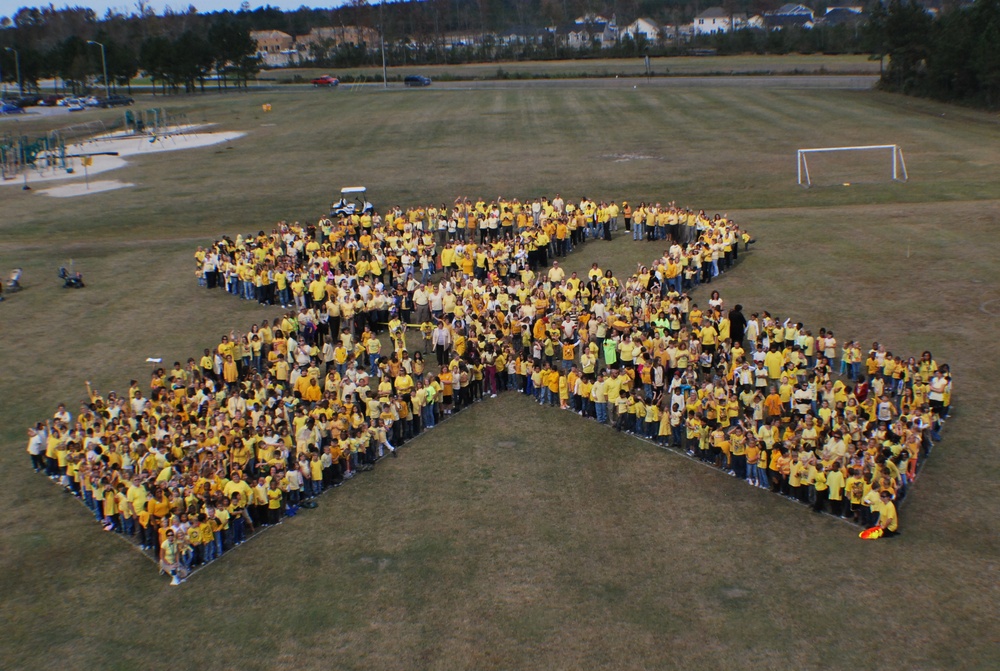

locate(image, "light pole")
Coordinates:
4 47 21 97
379 0 387 89
87 41 110 99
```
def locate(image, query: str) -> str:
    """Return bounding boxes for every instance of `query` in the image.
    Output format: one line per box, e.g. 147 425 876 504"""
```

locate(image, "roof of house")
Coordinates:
773 3 815 15
500 25 547 37
249 29 292 40
764 14 815 27
816 8 866 24
695 7 730 19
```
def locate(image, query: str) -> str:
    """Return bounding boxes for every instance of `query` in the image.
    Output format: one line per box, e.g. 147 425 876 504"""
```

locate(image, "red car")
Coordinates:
311 75 339 87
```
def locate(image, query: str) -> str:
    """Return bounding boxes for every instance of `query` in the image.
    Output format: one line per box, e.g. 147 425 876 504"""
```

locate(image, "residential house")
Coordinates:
814 7 866 26
296 25 379 60
250 29 297 67
692 7 750 35
441 31 486 48
498 26 548 47
620 18 661 43
556 19 618 49
763 4 816 29
824 0 864 13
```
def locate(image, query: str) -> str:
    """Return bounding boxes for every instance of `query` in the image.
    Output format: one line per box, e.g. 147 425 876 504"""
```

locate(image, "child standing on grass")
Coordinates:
160 529 183 585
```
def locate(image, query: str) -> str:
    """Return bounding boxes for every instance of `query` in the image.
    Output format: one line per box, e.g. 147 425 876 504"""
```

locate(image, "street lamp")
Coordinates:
379 0 387 89
87 40 110 99
4 47 21 97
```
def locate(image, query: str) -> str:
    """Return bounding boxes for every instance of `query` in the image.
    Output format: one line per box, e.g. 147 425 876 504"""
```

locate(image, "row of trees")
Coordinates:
2 1 998 108
0 8 258 95
868 0 1000 108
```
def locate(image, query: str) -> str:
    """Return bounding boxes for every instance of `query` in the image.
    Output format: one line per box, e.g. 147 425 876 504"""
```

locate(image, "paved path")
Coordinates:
422 75 879 90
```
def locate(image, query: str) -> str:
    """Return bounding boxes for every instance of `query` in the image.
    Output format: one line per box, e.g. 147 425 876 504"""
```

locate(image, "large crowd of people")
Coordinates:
29 194 950 583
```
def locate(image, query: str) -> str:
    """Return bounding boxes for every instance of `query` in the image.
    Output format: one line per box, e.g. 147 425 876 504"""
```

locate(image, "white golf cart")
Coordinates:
330 186 374 217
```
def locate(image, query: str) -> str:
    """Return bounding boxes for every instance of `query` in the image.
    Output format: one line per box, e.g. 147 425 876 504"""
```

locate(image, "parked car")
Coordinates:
13 95 42 107
311 75 339 87
0 101 24 115
65 98 87 112
83 96 100 107
39 95 64 106
98 94 134 108
404 75 432 87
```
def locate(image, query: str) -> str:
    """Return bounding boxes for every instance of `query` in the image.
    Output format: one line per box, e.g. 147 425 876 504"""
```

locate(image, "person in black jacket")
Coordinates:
728 304 748 348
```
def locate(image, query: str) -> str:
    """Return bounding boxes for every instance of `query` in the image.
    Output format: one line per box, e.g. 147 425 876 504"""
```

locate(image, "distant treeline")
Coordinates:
0 7 259 94
867 0 1000 109
0 0 998 108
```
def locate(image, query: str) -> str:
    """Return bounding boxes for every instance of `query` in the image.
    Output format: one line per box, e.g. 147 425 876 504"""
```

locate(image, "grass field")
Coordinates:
2 80 999 670
93 54 881 88
268 54 881 82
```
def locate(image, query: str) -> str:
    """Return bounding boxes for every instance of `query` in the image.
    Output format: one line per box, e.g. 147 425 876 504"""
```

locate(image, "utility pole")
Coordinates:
87 41 111 99
380 0 388 88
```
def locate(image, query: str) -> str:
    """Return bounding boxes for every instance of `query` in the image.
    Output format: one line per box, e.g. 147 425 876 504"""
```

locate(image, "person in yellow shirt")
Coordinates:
544 366 560 407
266 477 284 526
826 461 846 518
811 461 829 513
876 490 899 536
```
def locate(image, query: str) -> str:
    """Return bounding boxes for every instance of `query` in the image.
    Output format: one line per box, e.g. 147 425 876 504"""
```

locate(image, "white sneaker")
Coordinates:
170 576 181 585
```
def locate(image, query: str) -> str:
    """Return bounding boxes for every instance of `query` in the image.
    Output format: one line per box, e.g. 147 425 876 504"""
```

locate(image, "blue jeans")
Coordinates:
633 224 643 241
232 516 245 544
214 530 224 557
423 404 436 428
203 537 217 563
756 464 770 486
596 402 608 424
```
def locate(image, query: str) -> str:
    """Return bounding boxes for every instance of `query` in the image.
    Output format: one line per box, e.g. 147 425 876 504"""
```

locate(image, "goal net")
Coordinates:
796 144 907 187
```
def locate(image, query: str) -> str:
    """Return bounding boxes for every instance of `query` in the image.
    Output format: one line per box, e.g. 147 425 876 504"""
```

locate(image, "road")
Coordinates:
415 75 879 90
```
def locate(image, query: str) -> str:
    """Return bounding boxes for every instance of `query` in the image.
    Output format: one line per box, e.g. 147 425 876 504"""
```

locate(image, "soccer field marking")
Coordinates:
979 299 1000 317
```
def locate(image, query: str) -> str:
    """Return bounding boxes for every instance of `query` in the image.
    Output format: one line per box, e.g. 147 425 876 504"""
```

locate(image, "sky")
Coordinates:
0 0 349 20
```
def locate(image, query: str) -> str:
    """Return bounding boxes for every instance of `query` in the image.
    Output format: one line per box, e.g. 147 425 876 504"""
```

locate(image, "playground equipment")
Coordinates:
1 132 68 181
1 108 192 183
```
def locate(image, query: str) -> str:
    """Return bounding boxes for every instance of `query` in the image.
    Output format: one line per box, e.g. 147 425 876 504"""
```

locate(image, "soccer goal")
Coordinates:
796 144 907 187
